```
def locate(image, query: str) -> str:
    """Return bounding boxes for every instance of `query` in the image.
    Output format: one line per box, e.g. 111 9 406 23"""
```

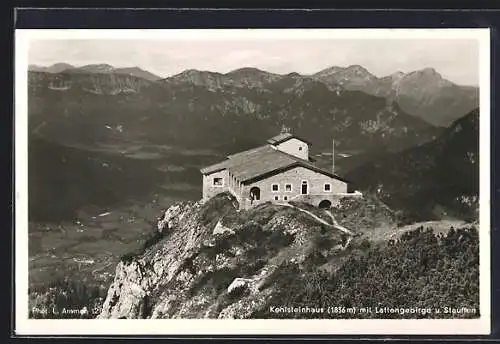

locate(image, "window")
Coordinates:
324 183 331 192
283 196 288 201
213 177 223 186
272 184 279 192
285 184 292 192
274 195 279 201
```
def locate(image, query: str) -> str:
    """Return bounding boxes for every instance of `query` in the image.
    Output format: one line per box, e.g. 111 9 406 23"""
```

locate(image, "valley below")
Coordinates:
27 137 223 314
28 136 369 292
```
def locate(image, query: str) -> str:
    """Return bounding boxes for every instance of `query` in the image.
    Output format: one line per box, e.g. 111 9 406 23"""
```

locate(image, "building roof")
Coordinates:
266 132 312 146
200 144 349 184
236 150 349 184
229 149 298 181
200 145 274 175
226 144 271 160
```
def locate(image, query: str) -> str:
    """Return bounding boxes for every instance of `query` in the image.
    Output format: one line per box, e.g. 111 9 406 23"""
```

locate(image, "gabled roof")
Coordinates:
229 149 298 181
200 144 349 184
235 150 349 184
266 132 312 146
200 145 274 175
226 144 270 160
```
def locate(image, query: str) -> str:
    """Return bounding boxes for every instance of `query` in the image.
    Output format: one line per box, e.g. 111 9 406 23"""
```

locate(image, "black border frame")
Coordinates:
9 6 500 342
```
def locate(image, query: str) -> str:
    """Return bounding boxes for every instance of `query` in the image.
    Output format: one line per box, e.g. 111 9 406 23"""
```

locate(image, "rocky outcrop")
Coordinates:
97 193 357 319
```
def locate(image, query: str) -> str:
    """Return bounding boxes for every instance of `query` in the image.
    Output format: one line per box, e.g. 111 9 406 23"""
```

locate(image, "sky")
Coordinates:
28 38 480 86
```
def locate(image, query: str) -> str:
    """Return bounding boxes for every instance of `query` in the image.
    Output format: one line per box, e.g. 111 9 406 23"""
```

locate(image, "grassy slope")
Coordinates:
253 225 479 319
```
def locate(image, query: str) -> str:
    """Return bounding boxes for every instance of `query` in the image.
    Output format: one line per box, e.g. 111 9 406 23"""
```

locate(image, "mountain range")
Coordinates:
29 63 162 82
28 66 441 156
29 63 479 127
311 65 478 127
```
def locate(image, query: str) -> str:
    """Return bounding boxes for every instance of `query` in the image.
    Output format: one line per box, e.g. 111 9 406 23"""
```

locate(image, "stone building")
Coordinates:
200 132 361 210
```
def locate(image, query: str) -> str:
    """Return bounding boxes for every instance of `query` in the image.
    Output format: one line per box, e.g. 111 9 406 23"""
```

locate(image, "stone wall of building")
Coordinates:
275 138 309 160
241 166 348 208
202 169 229 201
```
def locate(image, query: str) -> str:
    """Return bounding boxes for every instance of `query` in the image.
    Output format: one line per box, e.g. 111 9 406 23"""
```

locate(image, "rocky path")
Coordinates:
276 202 356 236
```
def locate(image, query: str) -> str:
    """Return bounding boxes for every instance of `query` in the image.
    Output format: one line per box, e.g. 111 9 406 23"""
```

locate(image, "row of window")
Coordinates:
272 183 293 192
274 195 289 201
213 177 333 193
271 182 332 192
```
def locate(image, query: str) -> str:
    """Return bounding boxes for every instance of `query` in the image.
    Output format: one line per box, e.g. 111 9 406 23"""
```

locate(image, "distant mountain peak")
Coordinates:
410 67 444 81
312 66 344 77
113 66 162 81
381 71 405 82
227 67 269 75
29 62 75 73
91 63 113 68
422 67 438 74
165 69 203 80
314 64 375 80
407 67 450 85
29 62 162 81
50 62 75 69
119 66 143 72
174 69 214 77
79 63 115 72
346 64 370 73
391 71 405 78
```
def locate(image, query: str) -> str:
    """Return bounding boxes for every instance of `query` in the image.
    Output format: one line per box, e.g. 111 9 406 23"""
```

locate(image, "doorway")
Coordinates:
301 181 308 195
250 187 261 202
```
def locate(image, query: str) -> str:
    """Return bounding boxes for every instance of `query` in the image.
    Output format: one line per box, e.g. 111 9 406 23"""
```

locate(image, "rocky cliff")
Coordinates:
97 193 359 319
96 192 479 320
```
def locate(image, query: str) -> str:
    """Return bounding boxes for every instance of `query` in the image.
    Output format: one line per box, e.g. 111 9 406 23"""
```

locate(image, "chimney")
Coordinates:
332 139 335 174
281 124 291 134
